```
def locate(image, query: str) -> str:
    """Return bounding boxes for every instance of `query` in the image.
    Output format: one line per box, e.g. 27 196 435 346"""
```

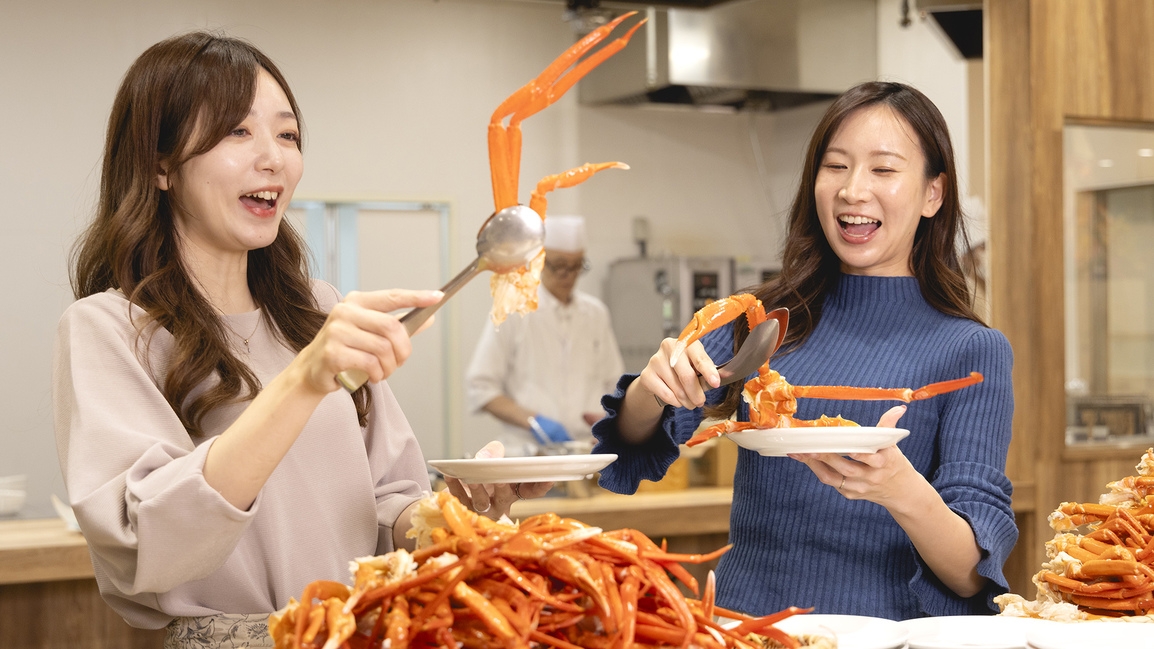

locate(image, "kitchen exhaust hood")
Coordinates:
578 0 877 111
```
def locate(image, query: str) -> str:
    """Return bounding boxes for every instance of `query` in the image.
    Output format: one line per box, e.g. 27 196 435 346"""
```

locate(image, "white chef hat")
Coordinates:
543 215 586 253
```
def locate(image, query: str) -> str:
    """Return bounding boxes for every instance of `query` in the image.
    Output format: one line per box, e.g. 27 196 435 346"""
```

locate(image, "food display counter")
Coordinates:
0 517 166 647
510 486 733 538
0 488 731 647
0 485 1052 648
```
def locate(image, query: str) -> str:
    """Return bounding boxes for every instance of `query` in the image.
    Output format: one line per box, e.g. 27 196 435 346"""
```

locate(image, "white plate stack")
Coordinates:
0 474 27 516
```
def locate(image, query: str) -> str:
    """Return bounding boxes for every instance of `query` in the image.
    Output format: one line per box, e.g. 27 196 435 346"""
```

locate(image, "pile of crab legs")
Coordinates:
483 12 642 324
663 294 985 447
268 491 813 649
1030 448 1154 616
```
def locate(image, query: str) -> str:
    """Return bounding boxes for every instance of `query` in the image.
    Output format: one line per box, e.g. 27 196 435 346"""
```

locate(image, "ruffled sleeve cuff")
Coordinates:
78 436 260 595
909 461 1018 615
592 374 683 495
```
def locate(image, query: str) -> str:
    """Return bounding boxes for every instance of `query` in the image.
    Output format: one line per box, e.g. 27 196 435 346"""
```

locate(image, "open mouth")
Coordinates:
240 190 279 210
837 214 880 237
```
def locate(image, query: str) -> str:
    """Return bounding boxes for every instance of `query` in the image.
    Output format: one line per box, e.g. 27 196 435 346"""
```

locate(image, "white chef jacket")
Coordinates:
465 286 625 456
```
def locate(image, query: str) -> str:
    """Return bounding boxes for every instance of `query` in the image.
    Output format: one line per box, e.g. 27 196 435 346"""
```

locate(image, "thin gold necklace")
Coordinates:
230 316 261 353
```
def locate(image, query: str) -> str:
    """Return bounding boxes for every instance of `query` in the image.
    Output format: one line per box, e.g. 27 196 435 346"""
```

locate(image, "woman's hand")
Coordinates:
616 338 721 445
294 289 443 393
635 338 721 410
789 405 911 504
443 441 553 520
790 404 986 597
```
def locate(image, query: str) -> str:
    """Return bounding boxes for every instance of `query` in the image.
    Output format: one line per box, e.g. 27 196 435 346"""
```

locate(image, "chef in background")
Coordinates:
465 215 624 456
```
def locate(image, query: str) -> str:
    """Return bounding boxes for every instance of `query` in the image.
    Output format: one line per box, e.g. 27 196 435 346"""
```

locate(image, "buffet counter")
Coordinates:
0 487 733 586
0 517 92 585
0 517 166 647
509 486 733 537
0 487 732 648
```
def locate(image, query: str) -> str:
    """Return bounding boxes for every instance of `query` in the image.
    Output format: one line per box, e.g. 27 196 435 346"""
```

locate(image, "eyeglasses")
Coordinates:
544 257 591 276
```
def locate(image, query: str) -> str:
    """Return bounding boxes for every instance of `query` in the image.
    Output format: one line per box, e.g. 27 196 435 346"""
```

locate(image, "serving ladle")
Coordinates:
336 205 545 392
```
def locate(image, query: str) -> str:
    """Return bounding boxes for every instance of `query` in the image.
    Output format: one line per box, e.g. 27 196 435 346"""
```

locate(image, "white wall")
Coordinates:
876 0 972 197
0 0 969 518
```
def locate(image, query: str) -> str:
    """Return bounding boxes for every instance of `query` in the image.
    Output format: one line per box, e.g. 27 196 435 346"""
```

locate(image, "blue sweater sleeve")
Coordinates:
908 326 1018 615
593 325 737 495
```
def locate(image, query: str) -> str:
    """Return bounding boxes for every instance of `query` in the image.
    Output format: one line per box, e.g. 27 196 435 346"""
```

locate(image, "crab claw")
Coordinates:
670 294 767 367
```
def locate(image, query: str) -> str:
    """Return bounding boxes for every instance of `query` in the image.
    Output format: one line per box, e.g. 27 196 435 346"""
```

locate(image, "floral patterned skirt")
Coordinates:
164 613 273 649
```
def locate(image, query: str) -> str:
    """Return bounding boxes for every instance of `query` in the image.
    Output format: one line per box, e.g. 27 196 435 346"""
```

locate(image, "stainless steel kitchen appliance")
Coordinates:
605 256 734 373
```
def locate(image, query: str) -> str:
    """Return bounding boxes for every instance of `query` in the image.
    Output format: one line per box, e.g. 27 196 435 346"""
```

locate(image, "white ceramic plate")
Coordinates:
428 454 617 483
900 615 1045 649
770 614 909 649
1025 620 1154 648
726 427 910 456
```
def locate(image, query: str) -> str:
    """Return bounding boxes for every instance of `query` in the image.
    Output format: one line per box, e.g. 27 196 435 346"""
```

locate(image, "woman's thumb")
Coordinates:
878 405 907 428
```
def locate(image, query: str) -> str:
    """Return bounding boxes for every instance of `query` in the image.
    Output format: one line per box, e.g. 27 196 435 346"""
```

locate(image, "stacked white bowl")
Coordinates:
0 474 27 516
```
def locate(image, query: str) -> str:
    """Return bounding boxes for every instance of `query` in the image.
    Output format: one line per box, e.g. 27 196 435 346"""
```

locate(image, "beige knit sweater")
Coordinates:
52 281 430 629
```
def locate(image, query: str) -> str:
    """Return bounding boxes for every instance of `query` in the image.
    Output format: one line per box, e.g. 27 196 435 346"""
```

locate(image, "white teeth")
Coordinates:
838 215 878 225
244 190 278 201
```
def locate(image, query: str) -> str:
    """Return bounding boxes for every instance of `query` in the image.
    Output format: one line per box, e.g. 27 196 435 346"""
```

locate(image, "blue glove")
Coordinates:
529 415 571 444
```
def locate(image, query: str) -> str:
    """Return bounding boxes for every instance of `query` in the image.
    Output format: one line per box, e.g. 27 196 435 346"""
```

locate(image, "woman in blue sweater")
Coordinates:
592 81 1015 620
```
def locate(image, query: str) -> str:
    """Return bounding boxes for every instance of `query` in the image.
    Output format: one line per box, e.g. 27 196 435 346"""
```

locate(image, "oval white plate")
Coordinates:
428 454 617 483
771 614 909 649
726 427 910 456
900 615 1045 649
1025 619 1154 648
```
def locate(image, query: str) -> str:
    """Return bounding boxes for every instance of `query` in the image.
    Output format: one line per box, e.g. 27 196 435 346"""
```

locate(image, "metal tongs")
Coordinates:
701 306 789 388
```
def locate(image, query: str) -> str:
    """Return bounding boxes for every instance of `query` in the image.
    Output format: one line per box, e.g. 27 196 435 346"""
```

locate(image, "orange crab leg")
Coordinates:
685 421 760 447
488 12 644 211
528 161 629 220
671 294 769 366
789 372 983 402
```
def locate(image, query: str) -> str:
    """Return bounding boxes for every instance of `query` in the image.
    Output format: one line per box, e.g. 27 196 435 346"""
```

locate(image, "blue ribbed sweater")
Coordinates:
593 274 1017 620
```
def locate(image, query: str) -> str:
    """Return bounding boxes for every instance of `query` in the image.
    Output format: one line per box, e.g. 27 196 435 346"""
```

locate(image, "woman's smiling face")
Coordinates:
162 68 303 264
814 104 944 277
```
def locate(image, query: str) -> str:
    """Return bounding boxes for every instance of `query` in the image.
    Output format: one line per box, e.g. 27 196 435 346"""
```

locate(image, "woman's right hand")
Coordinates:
294 289 443 393
634 337 722 411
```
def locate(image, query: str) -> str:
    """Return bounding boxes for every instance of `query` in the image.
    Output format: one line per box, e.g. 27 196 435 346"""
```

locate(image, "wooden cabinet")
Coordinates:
0 519 164 649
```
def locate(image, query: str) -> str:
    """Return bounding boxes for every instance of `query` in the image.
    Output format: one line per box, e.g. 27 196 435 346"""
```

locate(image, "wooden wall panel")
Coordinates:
987 0 1034 491
988 0 1154 598
987 0 1038 594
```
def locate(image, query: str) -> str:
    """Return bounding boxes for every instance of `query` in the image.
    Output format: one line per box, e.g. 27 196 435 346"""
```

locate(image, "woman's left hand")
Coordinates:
443 441 553 520
789 405 915 506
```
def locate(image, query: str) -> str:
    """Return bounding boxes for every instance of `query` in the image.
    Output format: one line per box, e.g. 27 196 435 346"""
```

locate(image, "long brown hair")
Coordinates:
708 81 981 419
71 32 371 435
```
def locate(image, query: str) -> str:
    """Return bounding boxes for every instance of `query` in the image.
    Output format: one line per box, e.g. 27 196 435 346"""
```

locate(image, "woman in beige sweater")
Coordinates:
53 31 492 647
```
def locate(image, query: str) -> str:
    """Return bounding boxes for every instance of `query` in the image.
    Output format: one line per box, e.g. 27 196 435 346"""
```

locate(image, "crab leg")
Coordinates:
671 294 770 366
789 372 984 402
528 161 629 219
488 12 644 211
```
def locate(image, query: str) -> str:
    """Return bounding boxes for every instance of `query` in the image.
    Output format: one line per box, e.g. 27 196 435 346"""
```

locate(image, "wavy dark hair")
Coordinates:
708 81 981 419
70 32 371 435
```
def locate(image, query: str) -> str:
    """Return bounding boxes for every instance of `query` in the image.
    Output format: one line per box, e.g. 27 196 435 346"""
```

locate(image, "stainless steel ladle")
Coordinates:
336 205 545 392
